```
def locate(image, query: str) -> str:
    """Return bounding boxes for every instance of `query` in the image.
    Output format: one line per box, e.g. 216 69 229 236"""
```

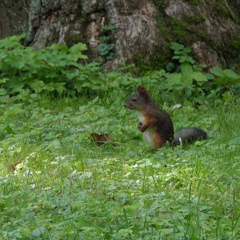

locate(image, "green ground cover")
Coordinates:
0 92 239 239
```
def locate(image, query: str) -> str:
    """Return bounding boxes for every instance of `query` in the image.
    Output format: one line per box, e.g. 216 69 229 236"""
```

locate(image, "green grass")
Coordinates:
0 93 239 239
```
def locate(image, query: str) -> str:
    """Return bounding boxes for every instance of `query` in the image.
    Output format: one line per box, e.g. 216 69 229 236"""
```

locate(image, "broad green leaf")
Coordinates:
183 47 191 53
0 33 26 49
181 74 193 85
49 140 61 149
45 82 55 91
172 56 180 60
66 69 80 80
166 62 175 72
222 91 233 102
29 80 46 93
179 56 187 63
170 42 184 51
53 82 66 94
184 85 193 97
180 63 193 75
32 227 46 237
0 78 8 83
0 88 7 95
192 72 208 82
49 44 68 52
69 43 88 60
99 36 110 42
223 69 240 80
98 44 110 56
166 73 182 86
205 73 215 80
210 66 223 76
5 77 25 93
69 43 87 52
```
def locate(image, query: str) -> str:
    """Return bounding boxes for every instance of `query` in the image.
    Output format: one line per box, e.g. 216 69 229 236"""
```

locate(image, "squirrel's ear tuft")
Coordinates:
137 85 146 95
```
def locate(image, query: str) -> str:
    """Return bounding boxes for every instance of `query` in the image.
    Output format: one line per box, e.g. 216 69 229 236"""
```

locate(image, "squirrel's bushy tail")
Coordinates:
174 127 207 145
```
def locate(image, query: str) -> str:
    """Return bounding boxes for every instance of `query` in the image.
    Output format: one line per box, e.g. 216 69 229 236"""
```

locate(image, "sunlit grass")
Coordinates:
0 94 239 239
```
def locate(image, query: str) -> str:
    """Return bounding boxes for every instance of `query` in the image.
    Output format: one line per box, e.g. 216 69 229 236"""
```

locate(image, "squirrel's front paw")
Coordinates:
138 123 147 132
138 122 143 131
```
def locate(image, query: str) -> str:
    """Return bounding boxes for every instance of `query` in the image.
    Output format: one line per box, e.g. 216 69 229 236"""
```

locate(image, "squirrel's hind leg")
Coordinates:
152 132 166 149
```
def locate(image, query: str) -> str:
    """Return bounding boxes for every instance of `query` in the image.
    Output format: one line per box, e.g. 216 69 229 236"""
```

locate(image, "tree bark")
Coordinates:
1 0 240 71
0 0 30 39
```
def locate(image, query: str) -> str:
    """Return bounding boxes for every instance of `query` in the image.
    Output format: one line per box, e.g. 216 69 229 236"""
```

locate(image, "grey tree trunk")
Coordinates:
1 0 240 71
0 0 30 39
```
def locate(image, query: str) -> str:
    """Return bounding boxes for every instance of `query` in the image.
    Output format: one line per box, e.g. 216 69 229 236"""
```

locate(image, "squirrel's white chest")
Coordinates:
138 112 145 124
138 112 153 143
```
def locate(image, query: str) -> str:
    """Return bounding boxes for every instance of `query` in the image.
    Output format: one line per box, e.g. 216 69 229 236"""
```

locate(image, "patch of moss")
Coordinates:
163 14 218 51
230 36 240 53
163 0 238 44
184 0 200 6
157 22 170 43
64 25 85 47
183 15 205 25
154 0 167 12
155 1 171 42
169 19 192 44
209 0 238 23
45 28 60 47
133 46 172 74
168 18 213 47
114 0 137 15
222 35 240 71
135 0 240 73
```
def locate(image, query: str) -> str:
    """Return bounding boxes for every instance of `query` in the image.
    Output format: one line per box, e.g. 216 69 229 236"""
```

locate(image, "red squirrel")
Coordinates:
124 85 207 149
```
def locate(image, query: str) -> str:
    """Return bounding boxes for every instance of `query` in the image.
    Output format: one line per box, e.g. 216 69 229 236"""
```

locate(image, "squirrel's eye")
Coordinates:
132 97 137 102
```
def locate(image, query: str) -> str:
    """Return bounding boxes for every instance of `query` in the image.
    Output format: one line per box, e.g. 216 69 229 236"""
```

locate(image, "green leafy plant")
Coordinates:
0 34 105 95
0 35 239 104
0 33 138 99
98 43 115 57
171 42 195 65
210 67 240 96
143 42 240 103
98 25 116 61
